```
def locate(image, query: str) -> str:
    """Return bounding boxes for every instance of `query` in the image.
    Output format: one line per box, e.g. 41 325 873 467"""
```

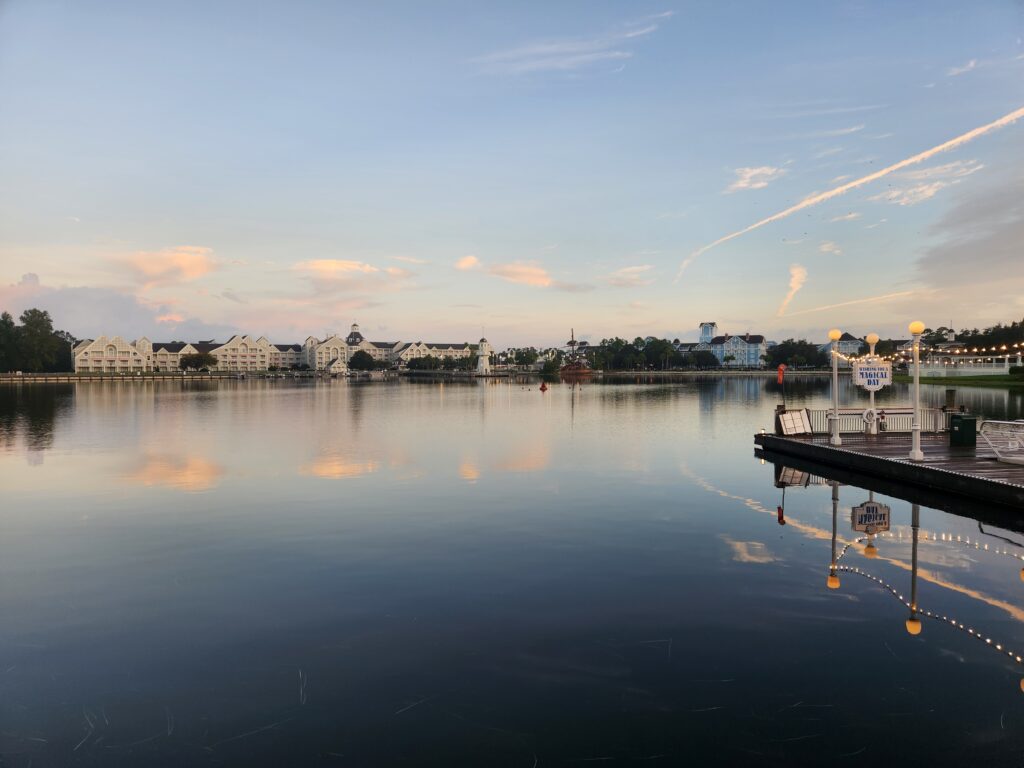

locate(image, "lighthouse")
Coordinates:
476 338 492 375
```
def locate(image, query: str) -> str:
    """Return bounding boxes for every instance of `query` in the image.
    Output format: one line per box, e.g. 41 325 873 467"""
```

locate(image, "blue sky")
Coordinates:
1 1 1022 347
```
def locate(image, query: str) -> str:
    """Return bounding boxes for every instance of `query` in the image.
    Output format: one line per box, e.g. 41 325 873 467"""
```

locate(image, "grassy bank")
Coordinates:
894 374 1024 388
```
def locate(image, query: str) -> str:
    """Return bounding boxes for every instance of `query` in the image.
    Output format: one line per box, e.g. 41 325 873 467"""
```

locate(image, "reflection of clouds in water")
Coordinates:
128 455 224 492
301 456 379 480
719 535 778 564
459 460 480 483
494 445 550 473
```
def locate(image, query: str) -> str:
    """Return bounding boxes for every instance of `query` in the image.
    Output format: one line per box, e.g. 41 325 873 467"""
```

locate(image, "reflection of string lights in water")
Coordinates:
835 564 1024 668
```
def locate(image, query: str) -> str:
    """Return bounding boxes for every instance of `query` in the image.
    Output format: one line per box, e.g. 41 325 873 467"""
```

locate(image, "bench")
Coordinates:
979 421 1024 465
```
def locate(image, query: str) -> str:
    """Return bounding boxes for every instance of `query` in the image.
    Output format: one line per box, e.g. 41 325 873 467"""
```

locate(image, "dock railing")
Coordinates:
805 407 950 435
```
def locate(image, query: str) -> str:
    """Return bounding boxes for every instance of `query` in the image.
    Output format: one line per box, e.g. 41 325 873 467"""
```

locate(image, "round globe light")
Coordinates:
866 333 880 346
905 617 922 636
828 328 842 341
827 573 840 590
909 321 925 335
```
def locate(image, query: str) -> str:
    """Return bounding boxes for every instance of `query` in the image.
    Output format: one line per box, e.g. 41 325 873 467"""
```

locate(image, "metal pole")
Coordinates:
830 339 842 446
906 503 922 635
827 481 840 589
868 340 877 435
909 332 924 461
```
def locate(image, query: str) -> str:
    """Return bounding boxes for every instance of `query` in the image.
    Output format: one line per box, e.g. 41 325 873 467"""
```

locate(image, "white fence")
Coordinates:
805 407 949 435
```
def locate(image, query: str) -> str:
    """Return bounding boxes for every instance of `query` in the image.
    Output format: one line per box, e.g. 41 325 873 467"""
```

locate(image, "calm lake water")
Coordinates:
2 377 1024 766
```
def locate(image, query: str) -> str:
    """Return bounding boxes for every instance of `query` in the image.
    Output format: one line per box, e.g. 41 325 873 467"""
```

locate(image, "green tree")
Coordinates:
513 348 539 366
179 352 218 370
348 350 376 370
687 350 720 368
0 311 18 372
765 339 828 368
17 309 60 372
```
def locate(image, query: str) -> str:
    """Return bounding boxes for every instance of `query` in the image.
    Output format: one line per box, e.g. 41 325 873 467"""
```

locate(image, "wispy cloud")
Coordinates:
776 263 807 317
474 12 672 74
947 59 977 76
489 261 552 287
783 290 912 317
294 259 378 277
814 147 844 159
829 212 861 222
603 265 654 287
455 254 480 270
770 104 884 119
786 124 865 139
394 255 428 265
676 105 1024 279
818 241 842 255
869 159 984 206
725 166 786 193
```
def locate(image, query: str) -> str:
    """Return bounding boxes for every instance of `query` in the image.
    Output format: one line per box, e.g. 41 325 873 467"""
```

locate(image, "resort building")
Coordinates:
73 322 483 373
677 322 769 367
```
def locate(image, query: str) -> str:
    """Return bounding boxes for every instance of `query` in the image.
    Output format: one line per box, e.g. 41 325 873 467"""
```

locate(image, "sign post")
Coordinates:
852 345 891 434
851 500 891 534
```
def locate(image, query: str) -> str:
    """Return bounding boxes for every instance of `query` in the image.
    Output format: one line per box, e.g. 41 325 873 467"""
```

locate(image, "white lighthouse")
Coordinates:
476 338 492 375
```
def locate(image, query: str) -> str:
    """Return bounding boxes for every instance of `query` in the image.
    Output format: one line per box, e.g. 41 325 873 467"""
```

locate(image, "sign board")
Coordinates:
851 501 891 533
853 359 892 392
778 409 812 436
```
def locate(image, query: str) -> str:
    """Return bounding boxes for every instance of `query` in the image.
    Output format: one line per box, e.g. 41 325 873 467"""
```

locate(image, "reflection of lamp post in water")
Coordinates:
829 329 843 446
828 481 841 589
906 503 922 636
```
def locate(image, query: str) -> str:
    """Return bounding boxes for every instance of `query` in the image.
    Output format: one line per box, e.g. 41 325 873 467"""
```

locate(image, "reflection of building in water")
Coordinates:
73 322 483 373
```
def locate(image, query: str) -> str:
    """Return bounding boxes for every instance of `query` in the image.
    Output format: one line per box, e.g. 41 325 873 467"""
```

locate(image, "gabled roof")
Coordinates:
370 340 398 348
153 342 190 353
274 343 302 352
192 342 220 353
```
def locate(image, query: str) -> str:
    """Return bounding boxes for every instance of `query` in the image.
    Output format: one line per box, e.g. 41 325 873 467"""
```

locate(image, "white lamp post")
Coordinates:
828 328 842 446
908 321 925 461
866 332 879 435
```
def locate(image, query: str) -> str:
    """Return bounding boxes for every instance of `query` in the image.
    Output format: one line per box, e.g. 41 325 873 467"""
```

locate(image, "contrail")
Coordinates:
776 263 807 317
783 290 912 317
676 104 1024 281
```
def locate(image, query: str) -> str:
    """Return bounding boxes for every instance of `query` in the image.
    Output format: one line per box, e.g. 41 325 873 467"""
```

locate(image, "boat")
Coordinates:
559 329 594 378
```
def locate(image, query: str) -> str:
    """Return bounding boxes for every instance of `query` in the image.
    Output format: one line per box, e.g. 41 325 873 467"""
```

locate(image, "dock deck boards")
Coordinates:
754 432 1024 508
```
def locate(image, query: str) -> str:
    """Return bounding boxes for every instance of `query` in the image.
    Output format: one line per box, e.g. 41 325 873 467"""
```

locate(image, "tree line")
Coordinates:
0 309 77 373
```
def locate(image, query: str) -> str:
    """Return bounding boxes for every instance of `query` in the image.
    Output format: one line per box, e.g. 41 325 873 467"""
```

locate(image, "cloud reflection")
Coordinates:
128 455 224 492
302 456 380 479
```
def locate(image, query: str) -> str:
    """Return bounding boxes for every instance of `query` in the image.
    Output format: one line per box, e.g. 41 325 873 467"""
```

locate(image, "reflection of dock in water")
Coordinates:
765 453 1024 692
756 432 1024 510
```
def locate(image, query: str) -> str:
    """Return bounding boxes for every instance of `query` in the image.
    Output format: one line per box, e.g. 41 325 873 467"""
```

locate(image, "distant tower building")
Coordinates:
476 338 492 375
699 322 718 345
345 322 364 346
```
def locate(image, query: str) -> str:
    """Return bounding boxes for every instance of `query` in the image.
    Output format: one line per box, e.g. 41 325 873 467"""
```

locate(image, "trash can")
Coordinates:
949 414 977 447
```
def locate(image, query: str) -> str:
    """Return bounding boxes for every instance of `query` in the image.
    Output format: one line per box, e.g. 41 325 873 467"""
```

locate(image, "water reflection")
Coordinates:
5 378 1024 764
127 454 225 492
765 451 1024 692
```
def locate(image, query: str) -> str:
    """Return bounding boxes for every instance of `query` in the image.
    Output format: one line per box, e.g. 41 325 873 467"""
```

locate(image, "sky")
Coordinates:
1 0 1023 348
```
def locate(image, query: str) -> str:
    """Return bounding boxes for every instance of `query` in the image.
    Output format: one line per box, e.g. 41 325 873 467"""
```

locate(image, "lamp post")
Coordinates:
908 321 925 461
866 332 879 435
828 328 842 446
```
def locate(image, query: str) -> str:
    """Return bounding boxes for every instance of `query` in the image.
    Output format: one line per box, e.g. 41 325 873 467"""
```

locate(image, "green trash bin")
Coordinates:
949 414 977 447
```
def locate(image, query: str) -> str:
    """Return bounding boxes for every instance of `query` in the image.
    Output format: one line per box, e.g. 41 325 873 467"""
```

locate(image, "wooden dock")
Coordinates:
754 432 1024 509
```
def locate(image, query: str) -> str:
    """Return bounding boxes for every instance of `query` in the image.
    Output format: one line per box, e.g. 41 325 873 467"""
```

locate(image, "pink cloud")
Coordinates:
488 261 552 287
122 245 216 287
455 255 481 270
